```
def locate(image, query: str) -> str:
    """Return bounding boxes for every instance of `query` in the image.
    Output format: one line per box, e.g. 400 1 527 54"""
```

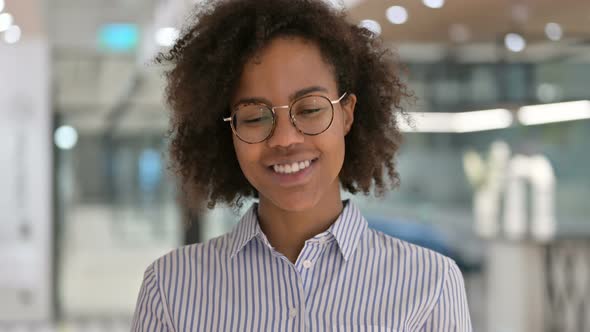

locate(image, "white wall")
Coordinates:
0 39 52 321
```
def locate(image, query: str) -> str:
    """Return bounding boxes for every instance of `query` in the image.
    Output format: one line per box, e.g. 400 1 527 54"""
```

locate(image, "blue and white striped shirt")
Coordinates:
132 200 472 331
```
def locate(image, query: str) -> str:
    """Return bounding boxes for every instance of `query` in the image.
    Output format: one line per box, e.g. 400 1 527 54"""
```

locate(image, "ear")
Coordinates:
341 93 357 135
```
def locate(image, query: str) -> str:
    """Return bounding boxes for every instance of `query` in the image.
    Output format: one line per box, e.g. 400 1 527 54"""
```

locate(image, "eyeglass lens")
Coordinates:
232 95 334 143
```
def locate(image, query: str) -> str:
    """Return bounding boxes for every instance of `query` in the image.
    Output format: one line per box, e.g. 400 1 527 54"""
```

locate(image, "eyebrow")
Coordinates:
233 86 329 107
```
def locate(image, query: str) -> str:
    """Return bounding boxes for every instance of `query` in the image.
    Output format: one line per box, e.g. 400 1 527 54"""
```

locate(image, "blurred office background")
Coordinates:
1 0 589 331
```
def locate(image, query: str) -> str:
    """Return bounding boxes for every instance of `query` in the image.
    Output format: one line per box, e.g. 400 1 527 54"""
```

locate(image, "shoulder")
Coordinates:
362 228 468 327
365 227 457 271
368 227 475 330
146 232 233 280
362 227 460 296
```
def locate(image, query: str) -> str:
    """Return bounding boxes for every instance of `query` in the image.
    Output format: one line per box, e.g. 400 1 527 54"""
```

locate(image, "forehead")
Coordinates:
233 36 338 102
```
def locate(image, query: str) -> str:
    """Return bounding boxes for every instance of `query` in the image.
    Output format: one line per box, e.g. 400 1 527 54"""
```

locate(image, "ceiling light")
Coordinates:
518 101 590 125
155 27 179 47
386 6 408 25
0 12 13 32
324 0 366 9
98 23 138 52
400 109 513 133
54 126 79 150
423 0 445 9
359 19 381 36
451 109 513 132
545 22 563 41
0 0 5 13
399 113 453 132
504 33 526 52
3 24 20 44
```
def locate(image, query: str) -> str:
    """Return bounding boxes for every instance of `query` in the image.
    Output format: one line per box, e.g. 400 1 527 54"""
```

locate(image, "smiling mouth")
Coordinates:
270 158 318 174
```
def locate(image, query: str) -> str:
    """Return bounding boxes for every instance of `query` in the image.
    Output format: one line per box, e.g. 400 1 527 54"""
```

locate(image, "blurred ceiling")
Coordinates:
348 0 590 43
2 0 45 39
346 0 590 63
42 0 590 125
43 0 590 60
50 0 158 50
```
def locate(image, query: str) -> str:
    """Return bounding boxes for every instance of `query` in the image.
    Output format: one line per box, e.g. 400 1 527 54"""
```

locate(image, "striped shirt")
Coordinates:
131 200 472 331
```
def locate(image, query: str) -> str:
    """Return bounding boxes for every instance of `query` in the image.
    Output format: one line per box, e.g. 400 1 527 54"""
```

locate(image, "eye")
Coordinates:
235 105 273 125
296 107 328 119
240 113 273 125
300 108 321 115
243 117 265 123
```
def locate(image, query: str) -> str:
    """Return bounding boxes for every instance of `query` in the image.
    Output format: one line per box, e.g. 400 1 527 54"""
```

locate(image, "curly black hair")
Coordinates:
157 0 411 210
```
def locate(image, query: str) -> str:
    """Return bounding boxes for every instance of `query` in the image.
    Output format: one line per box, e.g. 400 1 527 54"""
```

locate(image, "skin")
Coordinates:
231 36 357 263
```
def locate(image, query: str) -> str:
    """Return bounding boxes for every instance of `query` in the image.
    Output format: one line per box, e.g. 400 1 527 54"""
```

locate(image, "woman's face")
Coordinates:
231 36 356 212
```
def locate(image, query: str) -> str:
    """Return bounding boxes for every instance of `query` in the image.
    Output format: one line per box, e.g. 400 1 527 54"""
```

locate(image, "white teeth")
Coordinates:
272 159 314 174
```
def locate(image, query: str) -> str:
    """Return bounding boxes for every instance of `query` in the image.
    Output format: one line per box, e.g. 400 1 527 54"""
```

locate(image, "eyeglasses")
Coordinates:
224 92 348 144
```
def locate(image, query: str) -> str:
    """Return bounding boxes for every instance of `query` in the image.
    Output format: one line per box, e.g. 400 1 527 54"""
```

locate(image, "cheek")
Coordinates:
328 117 348 172
325 113 347 151
233 137 266 187
233 138 253 174
318 125 346 169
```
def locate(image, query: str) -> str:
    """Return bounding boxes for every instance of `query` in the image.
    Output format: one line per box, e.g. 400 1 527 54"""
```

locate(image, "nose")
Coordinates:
266 108 305 148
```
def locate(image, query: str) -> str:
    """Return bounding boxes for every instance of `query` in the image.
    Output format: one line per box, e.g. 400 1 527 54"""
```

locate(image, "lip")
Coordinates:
267 158 318 187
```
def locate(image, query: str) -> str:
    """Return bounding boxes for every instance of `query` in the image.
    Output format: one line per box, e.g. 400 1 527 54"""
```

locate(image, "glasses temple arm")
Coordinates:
331 92 348 104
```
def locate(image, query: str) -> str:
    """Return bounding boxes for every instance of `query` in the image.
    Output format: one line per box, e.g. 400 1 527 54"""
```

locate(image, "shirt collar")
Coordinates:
228 205 260 259
325 200 368 261
228 200 368 261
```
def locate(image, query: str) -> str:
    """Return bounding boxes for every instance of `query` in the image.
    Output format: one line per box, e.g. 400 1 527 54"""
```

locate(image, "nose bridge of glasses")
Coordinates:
271 104 296 123
273 103 298 127
266 104 304 145
271 104 291 113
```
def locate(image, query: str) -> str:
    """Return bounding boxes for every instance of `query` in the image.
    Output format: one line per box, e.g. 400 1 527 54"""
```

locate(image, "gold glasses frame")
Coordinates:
223 92 348 144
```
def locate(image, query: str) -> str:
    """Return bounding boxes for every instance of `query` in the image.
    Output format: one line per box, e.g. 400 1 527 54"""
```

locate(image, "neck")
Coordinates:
257 184 343 263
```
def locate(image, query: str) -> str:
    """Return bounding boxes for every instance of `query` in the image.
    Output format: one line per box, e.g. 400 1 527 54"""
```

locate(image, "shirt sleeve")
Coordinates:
131 262 173 332
419 261 472 332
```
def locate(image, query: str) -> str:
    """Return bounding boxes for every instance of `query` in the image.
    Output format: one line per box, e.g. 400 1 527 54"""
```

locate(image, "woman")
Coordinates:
132 0 472 331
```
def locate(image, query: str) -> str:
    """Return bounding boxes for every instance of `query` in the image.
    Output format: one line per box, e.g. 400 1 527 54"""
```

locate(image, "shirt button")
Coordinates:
289 307 297 318
303 260 313 269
